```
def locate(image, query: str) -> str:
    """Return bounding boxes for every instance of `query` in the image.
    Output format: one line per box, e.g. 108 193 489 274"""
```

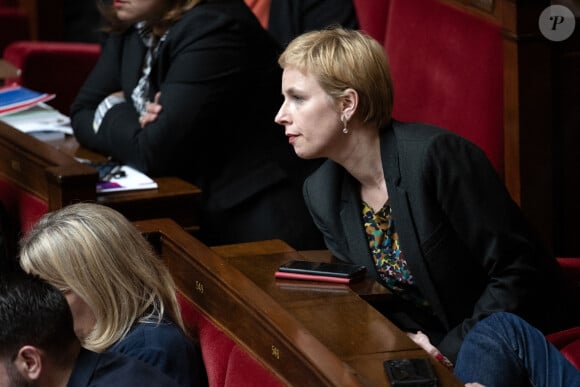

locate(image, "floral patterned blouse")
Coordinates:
362 201 429 309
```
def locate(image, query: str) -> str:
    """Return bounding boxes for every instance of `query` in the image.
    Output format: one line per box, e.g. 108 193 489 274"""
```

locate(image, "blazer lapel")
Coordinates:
339 174 377 277
381 126 448 326
122 31 147 91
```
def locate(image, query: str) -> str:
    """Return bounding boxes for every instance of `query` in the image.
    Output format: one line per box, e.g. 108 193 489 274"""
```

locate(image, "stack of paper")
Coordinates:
0 85 72 141
0 85 56 116
0 103 73 140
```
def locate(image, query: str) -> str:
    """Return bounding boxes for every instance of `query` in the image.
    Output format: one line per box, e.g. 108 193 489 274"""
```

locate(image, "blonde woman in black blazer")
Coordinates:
275 27 577 363
71 0 323 249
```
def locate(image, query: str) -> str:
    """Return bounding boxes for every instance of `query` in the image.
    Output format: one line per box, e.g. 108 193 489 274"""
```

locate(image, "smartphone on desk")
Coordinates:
275 260 367 283
383 358 438 387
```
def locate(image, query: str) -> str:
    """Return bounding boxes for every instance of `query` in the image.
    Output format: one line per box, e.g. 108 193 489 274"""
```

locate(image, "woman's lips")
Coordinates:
286 134 298 144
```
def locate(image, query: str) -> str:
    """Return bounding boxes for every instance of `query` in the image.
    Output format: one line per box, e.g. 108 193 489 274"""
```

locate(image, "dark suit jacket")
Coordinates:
109 320 205 387
71 0 323 248
68 348 182 387
304 120 575 361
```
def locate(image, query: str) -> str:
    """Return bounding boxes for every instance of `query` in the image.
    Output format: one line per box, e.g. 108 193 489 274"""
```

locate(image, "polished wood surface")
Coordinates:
136 218 463 386
0 121 201 230
51 134 201 231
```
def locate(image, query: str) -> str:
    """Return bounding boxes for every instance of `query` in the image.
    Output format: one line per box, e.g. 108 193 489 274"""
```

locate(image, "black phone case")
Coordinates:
384 358 438 387
277 260 367 278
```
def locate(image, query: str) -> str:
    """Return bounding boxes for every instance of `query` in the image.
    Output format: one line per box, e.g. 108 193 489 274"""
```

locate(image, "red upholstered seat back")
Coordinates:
177 292 284 387
352 0 390 44
384 0 503 175
352 0 503 176
3 41 101 115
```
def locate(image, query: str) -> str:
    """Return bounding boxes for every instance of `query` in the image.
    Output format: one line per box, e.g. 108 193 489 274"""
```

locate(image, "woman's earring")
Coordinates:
342 116 349 134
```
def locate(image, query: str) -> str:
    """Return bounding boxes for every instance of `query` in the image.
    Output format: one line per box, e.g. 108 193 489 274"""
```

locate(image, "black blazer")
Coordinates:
71 0 323 247
304 120 575 360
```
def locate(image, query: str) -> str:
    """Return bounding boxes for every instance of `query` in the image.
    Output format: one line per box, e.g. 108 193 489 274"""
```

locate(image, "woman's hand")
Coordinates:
406 331 454 371
139 92 162 127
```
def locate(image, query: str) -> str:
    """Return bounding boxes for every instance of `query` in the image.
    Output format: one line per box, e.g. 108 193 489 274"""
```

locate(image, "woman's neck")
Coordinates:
336 126 388 211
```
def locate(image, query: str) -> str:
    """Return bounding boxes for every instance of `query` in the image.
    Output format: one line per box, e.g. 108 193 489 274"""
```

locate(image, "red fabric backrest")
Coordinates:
0 179 48 235
3 41 101 115
352 0 390 44
360 0 504 175
176 292 284 387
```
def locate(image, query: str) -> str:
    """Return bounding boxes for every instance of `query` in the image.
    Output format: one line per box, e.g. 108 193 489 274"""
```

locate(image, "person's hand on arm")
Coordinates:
139 92 162 128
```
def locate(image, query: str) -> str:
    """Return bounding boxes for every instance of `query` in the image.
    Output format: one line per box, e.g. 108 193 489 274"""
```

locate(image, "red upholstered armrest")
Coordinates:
177 292 283 387
546 326 580 371
3 41 101 115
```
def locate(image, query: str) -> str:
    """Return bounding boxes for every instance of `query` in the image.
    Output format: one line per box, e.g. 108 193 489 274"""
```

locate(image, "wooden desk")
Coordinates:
136 218 462 386
0 121 201 231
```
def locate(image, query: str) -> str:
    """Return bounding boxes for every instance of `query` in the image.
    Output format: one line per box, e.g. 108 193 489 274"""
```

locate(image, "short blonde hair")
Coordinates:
279 27 394 128
19 203 183 352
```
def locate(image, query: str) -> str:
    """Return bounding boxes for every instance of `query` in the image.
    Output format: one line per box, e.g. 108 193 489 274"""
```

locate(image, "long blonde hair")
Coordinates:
19 203 184 352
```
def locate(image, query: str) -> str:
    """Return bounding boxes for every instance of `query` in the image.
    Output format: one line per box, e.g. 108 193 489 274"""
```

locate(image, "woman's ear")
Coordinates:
340 88 358 120
14 346 43 381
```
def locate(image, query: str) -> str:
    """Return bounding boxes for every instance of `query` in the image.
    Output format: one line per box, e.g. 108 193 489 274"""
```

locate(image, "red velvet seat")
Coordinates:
383 0 503 175
177 292 284 387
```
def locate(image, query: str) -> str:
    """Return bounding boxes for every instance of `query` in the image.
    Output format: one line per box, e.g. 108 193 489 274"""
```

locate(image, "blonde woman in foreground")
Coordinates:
19 203 206 387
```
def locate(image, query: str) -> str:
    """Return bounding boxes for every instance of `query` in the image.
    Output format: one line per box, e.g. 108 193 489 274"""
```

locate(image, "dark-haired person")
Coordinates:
0 273 180 387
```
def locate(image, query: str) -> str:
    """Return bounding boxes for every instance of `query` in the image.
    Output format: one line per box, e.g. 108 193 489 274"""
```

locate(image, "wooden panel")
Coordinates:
0 121 97 208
